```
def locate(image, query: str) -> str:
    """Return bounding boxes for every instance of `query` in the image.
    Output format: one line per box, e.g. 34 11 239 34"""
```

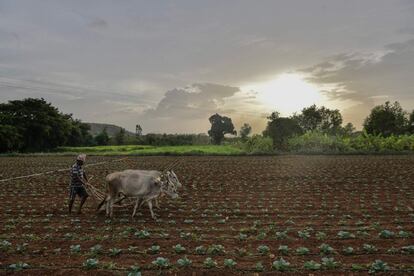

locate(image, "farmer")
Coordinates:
69 154 89 214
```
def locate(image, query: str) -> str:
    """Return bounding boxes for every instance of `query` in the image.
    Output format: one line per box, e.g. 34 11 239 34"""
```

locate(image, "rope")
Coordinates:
1 156 158 209
0 157 128 183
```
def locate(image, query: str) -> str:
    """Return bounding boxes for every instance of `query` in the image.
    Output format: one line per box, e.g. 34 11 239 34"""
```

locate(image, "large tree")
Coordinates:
66 119 93 147
0 98 91 152
292 104 343 134
0 125 22 152
208 113 236 144
239 123 252 141
136 124 143 137
263 111 302 149
115 128 126 145
95 128 110 146
363 101 409 136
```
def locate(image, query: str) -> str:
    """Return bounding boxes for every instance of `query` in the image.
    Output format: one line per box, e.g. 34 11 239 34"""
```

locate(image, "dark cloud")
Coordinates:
88 18 108 30
144 83 239 119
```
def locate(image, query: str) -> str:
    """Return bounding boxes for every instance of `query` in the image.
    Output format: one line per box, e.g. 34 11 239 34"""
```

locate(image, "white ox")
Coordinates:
98 169 181 219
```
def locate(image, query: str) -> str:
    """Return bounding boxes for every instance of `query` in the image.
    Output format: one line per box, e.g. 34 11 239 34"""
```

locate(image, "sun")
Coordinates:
244 73 322 114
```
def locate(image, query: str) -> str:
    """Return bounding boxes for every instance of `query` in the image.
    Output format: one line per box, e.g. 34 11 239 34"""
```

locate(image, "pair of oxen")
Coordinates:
97 161 182 220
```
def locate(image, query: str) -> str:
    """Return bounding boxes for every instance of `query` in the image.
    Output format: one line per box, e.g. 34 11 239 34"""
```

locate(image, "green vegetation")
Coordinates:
289 132 414 154
1 97 414 155
56 144 244 156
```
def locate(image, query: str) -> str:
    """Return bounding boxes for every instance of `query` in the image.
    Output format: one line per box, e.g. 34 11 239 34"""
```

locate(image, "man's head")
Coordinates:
76 154 86 165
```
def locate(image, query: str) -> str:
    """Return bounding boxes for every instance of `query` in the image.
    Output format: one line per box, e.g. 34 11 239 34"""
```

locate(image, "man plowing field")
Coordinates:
68 154 89 214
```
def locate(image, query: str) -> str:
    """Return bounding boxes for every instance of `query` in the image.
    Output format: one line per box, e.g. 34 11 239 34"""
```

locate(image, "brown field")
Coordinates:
1 155 414 275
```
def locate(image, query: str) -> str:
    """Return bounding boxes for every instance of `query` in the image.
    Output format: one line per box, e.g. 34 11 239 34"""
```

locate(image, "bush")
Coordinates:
244 135 274 154
288 131 414 154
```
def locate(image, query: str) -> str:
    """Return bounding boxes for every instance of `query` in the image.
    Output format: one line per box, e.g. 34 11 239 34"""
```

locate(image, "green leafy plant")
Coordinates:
363 244 377 254
238 233 248 241
304 260 321 270
8 262 29 272
321 257 339 269
257 245 270 255
127 265 141 276
337 231 355 239
316 231 327 240
255 261 265 272
275 231 288 240
109 248 122 257
398 230 411 238
207 244 225 255
173 244 186 254
70 244 81 254
177 256 192 267
102 261 117 269
152 257 170 269
83 258 99 270
256 231 267 240
147 245 160 254
379 230 395 239
224 258 237 268
180 232 193 240
195 245 207 255
89 244 103 256
368 260 390 274
342 246 354 255
16 243 28 253
319 243 334 255
203 257 217 268
296 246 310 255
298 230 311 239
387 247 399 254
401 245 414 254
278 245 289 255
351 264 365 271
134 230 150 239
272 258 290 271
235 247 247 257
0 240 12 252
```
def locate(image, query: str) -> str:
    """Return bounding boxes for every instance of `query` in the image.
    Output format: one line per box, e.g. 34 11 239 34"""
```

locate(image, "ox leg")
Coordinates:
105 196 110 217
148 200 157 220
155 198 161 209
109 198 114 218
132 198 142 218
106 197 114 218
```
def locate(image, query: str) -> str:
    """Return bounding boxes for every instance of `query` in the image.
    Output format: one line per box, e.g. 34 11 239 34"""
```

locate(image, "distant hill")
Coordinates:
87 123 135 137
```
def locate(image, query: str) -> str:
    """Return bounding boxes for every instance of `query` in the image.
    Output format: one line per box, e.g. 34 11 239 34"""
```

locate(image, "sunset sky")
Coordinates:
1 0 414 133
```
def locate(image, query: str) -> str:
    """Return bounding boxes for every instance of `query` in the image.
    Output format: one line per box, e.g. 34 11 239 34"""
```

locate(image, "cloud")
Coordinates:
88 18 108 30
144 83 239 119
301 39 414 127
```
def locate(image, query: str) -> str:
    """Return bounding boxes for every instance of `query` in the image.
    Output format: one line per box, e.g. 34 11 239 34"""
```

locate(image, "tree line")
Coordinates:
207 101 414 149
0 97 413 153
0 98 210 152
0 98 93 153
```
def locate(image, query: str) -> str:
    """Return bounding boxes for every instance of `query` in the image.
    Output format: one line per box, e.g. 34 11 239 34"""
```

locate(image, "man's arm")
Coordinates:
76 168 87 185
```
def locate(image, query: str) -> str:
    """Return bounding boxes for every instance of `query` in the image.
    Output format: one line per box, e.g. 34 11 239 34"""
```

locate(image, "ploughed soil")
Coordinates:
1 155 414 275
